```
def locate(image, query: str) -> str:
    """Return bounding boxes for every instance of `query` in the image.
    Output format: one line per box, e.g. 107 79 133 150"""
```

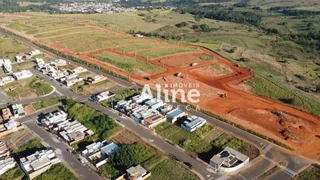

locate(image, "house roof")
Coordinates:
126 165 147 178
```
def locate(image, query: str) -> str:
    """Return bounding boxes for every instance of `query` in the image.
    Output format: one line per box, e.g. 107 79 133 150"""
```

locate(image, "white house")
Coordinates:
0 158 16 175
29 49 42 57
71 67 87 74
93 91 115 102
12 70 33 80
144 98 164 110
0 59 12 73
11 104 25 118
166 108 185 123
4 120 21 131
181 116 206 133
210 146 249 173
41 111 67 126
20 149 60 179
15 55 24 63
0 76 15 86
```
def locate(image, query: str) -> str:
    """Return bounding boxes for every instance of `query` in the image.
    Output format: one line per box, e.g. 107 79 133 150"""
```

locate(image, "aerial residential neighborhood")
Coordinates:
0 0 319 180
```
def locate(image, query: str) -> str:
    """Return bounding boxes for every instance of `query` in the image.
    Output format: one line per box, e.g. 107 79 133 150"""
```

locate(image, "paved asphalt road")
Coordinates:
1 30 314 180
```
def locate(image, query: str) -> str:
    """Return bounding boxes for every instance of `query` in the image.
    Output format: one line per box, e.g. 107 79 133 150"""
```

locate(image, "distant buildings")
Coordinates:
181 116 206 133
53 2 137 14
12 70 33 80
210 146 249 173
20 149 60 179
81 141 119 167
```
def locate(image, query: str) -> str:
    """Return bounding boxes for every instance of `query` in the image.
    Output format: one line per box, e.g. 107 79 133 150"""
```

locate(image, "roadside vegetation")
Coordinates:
256 162 287 180
12 139 45 158
32 97 63 110
33 163 77 180
292 165 320 180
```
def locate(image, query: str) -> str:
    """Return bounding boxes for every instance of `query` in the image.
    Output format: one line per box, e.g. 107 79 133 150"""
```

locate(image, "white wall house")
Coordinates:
12 70 34 80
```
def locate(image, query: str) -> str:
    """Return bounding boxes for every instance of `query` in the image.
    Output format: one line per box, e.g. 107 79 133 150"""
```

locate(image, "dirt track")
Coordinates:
1 18 320 160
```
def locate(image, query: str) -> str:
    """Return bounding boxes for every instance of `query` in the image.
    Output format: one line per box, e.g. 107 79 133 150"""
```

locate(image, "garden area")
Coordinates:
91 51 164 76
2 77 53 100
155 121 259 162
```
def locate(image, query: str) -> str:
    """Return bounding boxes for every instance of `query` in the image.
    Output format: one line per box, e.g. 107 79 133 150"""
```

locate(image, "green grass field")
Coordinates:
91 51 164 75
45 31 112 43
7 22 34 32
137 47 199 58
292 165 320 180
34 27 98 38
0 167 24 180
33 163 77 180
57 35 120 48
116 43 170 52
0 35 31 58
12 139 45 158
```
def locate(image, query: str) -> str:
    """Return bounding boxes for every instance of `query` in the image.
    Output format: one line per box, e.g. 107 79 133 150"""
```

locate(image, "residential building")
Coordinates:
92 91 115 102
29 49 42 57
125 165 149 180
1 108 12 121
0 59 12 73
20 149 60 179
0 157 16 175
131 93 151 103
55 59 67 66
12 70 33 80
0 76 15 86
159 104 173 115
130 108 166 128
0 142 9 158
41 111 68 126
166 108 185 123
210 146 249 173
144 98 164 110
11 104 25 118
4 120 21 131
181 116 206 132
86 75 107 84
62 74 83 87
82 141 119 167
15 55 24 63
71 67 87 74
56 119 94 144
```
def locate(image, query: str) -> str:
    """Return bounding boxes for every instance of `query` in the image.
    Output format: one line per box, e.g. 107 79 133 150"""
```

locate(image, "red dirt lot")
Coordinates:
159 52 208 68
2 15 320 160
190 62 234 78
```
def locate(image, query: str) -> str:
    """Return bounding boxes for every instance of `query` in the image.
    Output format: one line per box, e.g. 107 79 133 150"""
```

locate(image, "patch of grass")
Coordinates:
0 167 24 180
46 31 112 43
91 51 164 75
33 163 77 180
12 139 45 158
7 23 34 32
147 159 199 180
74 41 115 52
0 35 31 58
116 43 169 52
246 74 320 116
199 54 215 61
58 35 119 48
137 47 199 58
35 27 97 38
32 97 63 110
29 80 53 96
292 165 320 180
